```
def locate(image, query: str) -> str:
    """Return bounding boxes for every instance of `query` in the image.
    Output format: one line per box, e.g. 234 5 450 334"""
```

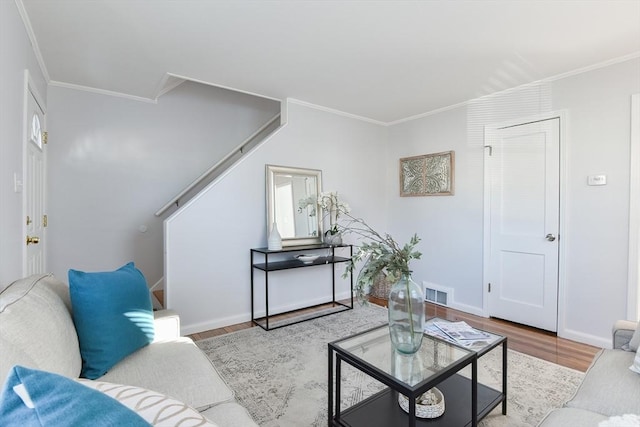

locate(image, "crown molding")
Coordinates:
286 98 387 126
14 0 50 82
48 81 157 104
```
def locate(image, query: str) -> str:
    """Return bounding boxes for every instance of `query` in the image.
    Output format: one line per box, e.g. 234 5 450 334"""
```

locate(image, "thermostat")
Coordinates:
587 175 607 186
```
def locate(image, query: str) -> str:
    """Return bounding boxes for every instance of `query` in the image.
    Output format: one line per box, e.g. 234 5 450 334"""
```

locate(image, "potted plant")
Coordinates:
318 191 350 245
330 198 425 354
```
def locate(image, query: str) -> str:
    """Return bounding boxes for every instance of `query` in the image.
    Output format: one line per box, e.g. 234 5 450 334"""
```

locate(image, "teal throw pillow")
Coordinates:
69 262 155 379
0 365 150 426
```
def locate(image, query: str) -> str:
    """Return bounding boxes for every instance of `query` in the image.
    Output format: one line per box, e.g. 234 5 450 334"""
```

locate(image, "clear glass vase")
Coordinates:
388 274 425 354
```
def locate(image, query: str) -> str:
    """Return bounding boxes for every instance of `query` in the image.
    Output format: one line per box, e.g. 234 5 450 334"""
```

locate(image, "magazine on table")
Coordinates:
424 321 493 348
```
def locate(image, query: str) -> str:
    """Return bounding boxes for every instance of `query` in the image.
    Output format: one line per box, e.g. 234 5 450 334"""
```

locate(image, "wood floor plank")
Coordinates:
159 290 601 372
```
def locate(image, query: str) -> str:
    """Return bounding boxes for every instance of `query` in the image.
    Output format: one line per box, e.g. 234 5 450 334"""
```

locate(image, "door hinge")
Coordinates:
43 214 48 227
484 145 493 156
42 131 48 145
26 215 32 226
488 283 491 293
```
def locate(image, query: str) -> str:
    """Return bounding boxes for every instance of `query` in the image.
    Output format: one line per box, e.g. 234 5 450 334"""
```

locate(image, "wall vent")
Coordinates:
424 282 451 306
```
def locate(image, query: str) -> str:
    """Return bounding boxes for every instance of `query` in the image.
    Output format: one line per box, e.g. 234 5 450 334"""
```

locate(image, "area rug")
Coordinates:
196 304 584 427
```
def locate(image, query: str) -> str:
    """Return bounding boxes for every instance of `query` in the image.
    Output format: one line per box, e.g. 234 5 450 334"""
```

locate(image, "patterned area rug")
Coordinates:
196 304 584 427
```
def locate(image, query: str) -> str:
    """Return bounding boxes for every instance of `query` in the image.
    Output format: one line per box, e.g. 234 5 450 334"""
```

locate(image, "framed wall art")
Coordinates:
399 150 455 197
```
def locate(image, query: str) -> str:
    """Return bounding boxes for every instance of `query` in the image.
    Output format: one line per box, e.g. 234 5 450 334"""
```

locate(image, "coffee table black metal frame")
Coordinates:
328 322 507 427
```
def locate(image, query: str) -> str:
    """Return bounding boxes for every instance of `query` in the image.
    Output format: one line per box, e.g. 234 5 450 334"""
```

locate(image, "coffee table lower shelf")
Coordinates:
332 373 504 427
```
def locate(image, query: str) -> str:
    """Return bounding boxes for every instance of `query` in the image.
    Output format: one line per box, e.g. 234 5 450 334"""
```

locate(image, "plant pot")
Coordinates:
324 232 342 246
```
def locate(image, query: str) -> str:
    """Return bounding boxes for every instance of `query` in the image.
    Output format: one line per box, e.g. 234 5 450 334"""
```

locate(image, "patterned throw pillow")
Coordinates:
78 380 218 427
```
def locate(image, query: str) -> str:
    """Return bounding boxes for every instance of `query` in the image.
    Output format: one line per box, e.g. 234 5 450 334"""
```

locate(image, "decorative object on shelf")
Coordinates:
388 274 425 353
398 388 445 419
318 191 350 246
267 222 282 250
295 254 320 264
400 150 455 197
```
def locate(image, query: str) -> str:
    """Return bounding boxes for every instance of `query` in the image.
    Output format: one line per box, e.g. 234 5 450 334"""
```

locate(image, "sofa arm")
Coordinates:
612 320 637 349
153 309 181 342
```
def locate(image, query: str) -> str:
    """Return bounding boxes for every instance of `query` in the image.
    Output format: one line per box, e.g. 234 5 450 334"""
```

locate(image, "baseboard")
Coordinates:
447 301 486 317
559 328 610 349
181 291 353 336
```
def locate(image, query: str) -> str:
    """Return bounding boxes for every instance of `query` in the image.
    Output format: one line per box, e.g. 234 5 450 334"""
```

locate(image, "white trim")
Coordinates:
287 98 388 126
160 73 282 103
154 74 186 98
560 328 611 350
391 52 640 127
14 0 50 82
48 80 158 104
629 93 640 321
482 111 569 335
388 100 471 126
179 292 351 335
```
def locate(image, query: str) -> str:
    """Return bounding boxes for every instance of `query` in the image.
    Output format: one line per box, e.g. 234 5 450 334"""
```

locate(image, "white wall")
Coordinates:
46 82 279 286
0 1 48 287
387 58 640 347
165 100 388 334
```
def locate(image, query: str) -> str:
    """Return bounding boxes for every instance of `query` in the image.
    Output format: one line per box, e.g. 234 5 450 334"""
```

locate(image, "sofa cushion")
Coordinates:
98 337 234 411
0 274 81 386
0 366 150 427
538 407 608 427
78 379 219 426
565 349 640 416
69 262 155 379
200 402 259 427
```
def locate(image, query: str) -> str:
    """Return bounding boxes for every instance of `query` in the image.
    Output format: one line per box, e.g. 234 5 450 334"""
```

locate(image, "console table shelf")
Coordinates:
251 244 353 331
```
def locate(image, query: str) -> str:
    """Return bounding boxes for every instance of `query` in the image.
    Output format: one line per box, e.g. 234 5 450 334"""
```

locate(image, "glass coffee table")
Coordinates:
328 319 506 427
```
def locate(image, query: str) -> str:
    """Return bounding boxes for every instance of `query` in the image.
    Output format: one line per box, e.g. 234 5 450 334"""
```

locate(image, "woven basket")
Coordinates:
398 388 445 419
369 272 392 300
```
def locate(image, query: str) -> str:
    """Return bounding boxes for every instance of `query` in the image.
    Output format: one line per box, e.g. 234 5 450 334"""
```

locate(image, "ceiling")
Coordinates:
20 0 640 124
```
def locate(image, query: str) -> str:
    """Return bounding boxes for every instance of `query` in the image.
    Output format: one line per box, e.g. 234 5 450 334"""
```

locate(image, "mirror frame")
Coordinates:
266 164 323 247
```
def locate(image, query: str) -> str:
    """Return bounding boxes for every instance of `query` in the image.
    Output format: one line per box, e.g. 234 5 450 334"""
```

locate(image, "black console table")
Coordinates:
250 244 353 330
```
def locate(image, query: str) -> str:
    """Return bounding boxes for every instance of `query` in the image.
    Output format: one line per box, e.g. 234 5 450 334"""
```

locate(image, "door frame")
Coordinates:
629 94 640 321
482 110 569 335
22 70 47 275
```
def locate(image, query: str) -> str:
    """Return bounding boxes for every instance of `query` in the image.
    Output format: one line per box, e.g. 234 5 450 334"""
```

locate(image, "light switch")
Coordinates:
13 173 22 193
587 175 607 186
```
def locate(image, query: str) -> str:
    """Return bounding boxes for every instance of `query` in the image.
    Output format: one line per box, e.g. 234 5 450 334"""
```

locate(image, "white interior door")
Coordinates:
24 87 46 276
485 118 560 331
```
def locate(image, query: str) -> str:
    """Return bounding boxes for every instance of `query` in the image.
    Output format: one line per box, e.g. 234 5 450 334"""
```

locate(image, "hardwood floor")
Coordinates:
157 290 600 372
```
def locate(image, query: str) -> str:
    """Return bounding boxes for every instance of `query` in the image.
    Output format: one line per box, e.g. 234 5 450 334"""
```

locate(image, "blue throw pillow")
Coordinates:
69 262 155 379
0 365 150 426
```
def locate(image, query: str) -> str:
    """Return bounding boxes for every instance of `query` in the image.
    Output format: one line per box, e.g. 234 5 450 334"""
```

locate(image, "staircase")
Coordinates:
155 113 282 218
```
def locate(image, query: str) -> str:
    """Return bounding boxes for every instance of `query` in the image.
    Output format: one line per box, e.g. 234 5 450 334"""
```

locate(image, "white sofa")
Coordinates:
537 320 640 426
0 273 257 426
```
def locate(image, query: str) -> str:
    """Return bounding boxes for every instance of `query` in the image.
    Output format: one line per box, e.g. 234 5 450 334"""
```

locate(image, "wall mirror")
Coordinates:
266 165 323 247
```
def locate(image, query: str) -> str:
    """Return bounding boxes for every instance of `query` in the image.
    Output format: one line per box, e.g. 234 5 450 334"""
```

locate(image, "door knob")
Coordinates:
26 235 40 245
545 234 556 242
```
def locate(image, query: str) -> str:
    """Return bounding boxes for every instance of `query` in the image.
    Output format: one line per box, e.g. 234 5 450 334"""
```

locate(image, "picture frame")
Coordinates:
399 150 455 197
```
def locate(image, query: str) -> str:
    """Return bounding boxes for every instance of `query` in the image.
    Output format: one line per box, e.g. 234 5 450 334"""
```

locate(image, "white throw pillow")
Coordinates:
77 379 218 427
630 323 640 351
598 414 640 427
631 346 640 375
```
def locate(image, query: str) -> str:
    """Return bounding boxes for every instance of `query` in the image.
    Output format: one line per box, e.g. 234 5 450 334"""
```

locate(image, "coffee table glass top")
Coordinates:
333 324 473 387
